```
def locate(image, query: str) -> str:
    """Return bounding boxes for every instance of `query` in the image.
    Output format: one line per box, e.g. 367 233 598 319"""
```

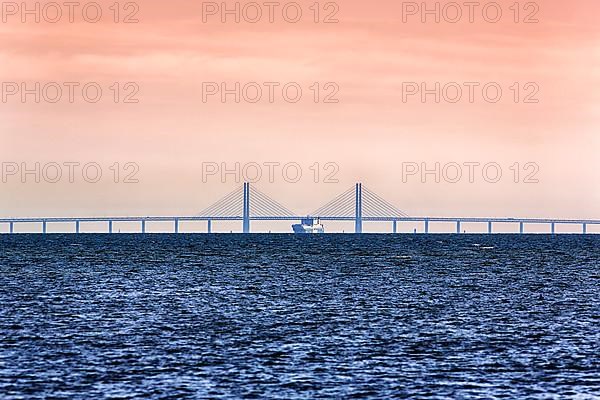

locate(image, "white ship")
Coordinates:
292 218 324 234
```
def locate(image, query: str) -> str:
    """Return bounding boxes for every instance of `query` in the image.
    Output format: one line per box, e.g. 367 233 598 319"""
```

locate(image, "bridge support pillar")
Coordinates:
354 183 362 234
208 220 212 234
243 182 250 233
520 222 524 234
583 223 587 234
142 220 146 234
9 222 14 234
393 220 397 234
456 221 461 234
108 221 113 234
425 219 429 234
75 220 80 234
42 220 47 234
488 221 492 234
551 222 555 235
174 219 179 234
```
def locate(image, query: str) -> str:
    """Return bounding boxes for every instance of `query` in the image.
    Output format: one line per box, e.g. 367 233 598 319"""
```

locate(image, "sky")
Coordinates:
1 0 599 232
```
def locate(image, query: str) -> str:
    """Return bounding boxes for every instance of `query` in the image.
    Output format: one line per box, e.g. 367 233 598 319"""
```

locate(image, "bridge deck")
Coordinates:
1 216 599 224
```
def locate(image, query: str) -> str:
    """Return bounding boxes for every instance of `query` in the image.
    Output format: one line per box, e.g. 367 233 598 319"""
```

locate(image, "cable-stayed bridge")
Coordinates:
1 182 598 234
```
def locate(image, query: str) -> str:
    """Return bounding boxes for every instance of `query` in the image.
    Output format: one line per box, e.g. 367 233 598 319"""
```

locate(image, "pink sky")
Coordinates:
1 0 599 229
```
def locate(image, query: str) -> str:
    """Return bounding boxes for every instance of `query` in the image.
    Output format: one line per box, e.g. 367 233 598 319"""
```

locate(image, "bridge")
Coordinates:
1 183 598 234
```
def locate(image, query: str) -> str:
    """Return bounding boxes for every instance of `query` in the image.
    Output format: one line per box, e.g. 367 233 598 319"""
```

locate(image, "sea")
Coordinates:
1 234 599 399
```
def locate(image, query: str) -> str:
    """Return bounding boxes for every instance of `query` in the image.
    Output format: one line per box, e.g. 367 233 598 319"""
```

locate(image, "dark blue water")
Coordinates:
1 234 599 399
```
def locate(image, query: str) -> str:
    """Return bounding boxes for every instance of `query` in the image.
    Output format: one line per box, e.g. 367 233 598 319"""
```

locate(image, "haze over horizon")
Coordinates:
1 0 599 226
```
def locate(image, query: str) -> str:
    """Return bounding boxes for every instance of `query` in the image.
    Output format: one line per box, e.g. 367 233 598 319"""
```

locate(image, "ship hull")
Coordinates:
292 218 324 234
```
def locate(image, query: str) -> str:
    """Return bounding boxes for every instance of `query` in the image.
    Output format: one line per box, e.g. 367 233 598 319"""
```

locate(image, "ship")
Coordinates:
292 217 324 234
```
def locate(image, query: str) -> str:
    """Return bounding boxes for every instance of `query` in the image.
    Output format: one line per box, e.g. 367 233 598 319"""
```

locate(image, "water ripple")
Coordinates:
0 234 599 399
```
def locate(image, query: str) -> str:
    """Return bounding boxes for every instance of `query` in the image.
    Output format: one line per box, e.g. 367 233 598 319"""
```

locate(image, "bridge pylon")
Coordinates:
311 182 408 234
198 182 296 233
243 182 250 234
355 183 363 234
